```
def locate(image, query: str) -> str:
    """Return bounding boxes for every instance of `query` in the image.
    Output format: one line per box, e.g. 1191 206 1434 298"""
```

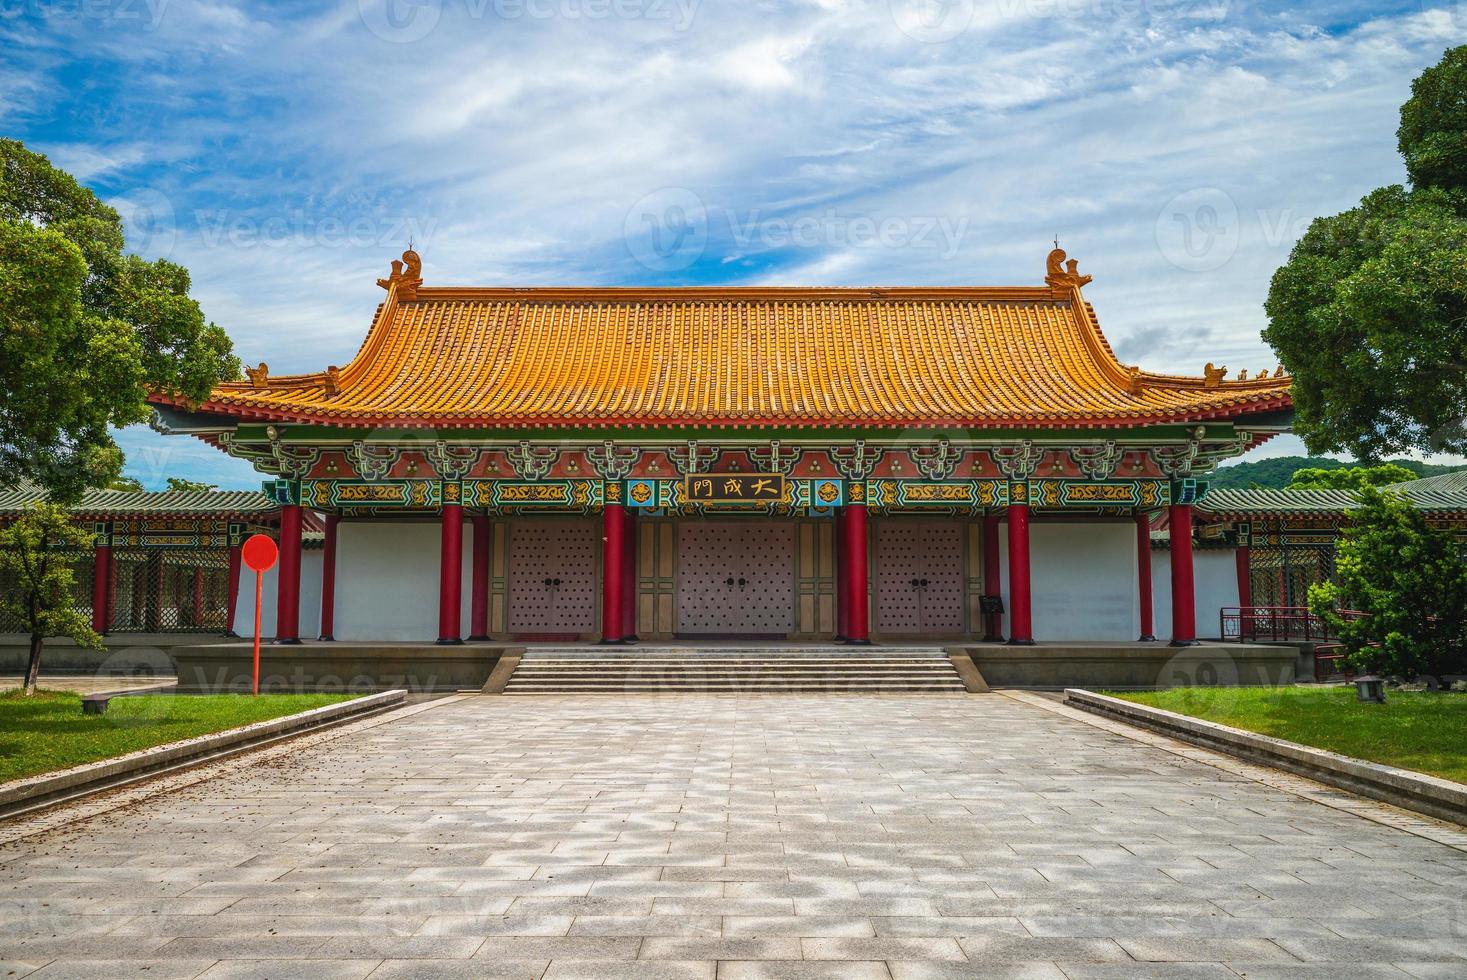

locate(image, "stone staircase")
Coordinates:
501 646 970 695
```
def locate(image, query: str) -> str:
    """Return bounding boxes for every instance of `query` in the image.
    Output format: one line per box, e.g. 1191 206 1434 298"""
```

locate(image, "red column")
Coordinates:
91 541 112 634
1235 541 1252 640
982 514 1002 641
274 504 303 644
835 508 849 640
192 567 205 627
438 503 463 644
1136 512 1156 641
225 542 242 636
1006 503 1034 645
1235 544 1252 609
601 503 628 643
622 508 638 641
844 504 871 645
469 515 491 640
1169 503 1198 646
319 515 339 641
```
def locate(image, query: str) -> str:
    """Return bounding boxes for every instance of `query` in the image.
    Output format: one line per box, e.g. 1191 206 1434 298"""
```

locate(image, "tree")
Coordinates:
1287 463 1417 492
0 504 103 695
0 140 239 503
105 477 145 492
1309 487 1467 680
1263 46 1467 459
165 478 217 493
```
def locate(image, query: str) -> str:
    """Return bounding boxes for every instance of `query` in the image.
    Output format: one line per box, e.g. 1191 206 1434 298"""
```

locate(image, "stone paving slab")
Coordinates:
0 694 1465 979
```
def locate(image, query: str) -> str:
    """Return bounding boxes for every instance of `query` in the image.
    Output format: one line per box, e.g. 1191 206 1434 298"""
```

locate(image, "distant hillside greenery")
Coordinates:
1208 456 1467 491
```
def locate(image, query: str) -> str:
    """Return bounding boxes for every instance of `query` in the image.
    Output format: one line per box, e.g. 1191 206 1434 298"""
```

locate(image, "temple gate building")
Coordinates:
148 248 1295 654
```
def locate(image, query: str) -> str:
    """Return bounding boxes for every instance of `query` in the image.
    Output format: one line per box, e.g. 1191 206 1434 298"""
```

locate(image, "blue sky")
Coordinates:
3 0 1464 488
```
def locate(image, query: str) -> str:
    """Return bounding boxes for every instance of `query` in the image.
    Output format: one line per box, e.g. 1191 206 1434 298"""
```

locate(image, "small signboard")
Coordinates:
684 473 785 504
979 595 1005 615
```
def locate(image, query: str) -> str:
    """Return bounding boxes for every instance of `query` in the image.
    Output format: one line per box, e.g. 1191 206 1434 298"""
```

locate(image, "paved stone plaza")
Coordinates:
1 693 1465 979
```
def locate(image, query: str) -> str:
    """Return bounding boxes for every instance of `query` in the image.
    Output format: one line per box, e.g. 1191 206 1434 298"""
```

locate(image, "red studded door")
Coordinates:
507 519 599 635
676 521 795 635
874 521 965 635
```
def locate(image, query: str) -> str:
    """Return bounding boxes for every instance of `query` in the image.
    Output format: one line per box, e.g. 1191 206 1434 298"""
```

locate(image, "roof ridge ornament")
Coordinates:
1044 245 1092 296
376 246 424 300
1203 362 1227 388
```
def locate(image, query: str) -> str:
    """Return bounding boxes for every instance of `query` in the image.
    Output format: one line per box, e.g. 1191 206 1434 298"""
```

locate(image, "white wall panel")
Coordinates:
1152 548 1239 641
332 520 475 642
1030 523 1138 641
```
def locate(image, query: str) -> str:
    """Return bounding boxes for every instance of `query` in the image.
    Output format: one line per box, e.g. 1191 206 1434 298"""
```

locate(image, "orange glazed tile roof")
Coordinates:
159 255 1292 430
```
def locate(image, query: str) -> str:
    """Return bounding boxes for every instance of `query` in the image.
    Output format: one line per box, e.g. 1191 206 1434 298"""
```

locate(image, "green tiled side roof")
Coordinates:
0 485 274 517
1199 480 1467 517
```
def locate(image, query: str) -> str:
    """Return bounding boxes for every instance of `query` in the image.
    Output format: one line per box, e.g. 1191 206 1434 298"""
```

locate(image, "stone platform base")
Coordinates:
952 642 1296 690
0 633 230 675
171 642 519 694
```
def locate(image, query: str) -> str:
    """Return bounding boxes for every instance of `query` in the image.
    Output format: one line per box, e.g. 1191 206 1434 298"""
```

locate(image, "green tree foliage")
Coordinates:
105 477 145 491
0 140 239 503
1309 487 1467 680
1286 463 1418 491
0 504 103 695
1398 44 1467 192
1264 46 1467 459
1207 456 1463 491
165 478 217 493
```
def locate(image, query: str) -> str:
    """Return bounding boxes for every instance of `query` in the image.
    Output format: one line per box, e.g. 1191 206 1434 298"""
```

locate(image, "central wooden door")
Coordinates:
507 518 599 635
676 521 795 635
874 521 965 635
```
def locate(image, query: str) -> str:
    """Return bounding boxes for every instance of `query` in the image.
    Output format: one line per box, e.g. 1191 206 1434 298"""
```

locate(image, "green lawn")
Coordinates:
1110 686 1467 784
0 690 354 783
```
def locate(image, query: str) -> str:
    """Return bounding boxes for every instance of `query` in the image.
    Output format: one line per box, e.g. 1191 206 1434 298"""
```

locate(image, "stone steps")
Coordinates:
502 647 967 694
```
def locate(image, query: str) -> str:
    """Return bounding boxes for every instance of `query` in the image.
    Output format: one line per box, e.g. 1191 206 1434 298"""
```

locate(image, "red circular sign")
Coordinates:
241 533 279 573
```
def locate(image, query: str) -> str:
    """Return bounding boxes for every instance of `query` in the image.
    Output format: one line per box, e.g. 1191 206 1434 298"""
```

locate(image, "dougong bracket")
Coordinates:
348 441 397 481
993 440 1045 481
586 442 641 481
749 440 802 475
911 439 962 481
669 441 719 475
831 440 882 482
1072 441 1122 480
506 441 559 481
428 441 477 480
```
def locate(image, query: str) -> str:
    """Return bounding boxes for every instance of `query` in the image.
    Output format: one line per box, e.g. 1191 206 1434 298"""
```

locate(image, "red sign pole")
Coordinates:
241 534 279 697
253 570 263 695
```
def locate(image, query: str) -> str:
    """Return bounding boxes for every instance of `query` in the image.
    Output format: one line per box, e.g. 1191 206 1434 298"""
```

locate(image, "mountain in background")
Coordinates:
1208 456 1467 491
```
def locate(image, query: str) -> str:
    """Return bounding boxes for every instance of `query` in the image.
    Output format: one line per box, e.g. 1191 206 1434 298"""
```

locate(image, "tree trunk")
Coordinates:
23 633 43 696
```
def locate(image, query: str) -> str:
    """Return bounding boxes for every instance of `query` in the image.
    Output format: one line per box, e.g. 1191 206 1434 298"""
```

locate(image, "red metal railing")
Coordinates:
1220 605 1334 643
